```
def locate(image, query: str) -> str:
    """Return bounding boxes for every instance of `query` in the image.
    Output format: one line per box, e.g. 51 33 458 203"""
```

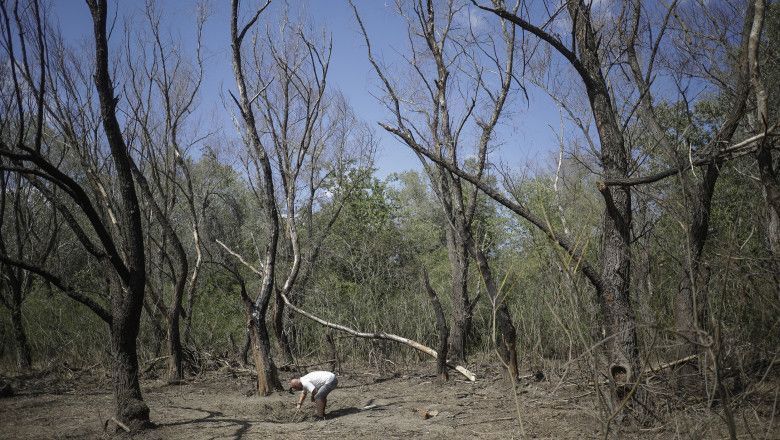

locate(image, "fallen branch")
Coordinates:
644 354 698 376
105 417 130 433
279 291 476 381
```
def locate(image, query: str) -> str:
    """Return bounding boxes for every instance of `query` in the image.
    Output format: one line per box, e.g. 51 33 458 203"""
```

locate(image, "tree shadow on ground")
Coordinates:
157 406 252 440
327 406 361 419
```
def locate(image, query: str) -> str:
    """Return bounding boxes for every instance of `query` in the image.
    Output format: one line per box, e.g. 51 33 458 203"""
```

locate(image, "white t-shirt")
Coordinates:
300 371 336 393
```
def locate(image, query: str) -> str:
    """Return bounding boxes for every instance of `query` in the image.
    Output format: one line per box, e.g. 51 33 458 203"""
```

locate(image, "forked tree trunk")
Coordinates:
89 0 151 427
469 238 519 379
243 294 282 395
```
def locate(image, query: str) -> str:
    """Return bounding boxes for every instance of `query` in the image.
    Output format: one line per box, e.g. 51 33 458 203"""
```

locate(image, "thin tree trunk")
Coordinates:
166 301 184 383
756 142 780 299
469 239 519 379
324 331 339 373
423 270 449 380
675 0 754 368
676 164 719 362
241 328 251 367
11 303 31 370
273 288 294 365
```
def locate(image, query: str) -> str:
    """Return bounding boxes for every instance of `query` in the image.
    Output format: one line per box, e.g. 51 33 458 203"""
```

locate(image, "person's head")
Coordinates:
289 377 303 391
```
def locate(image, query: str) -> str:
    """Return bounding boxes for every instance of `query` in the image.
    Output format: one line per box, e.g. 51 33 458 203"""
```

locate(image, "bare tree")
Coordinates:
352 0 520 373
227 0 376 393
228 0 282 395
123 0 208 383
0 0 153 428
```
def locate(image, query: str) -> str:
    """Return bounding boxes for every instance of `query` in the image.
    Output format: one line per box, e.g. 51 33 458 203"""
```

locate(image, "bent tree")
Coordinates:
0 0 152 429
229 0 283 395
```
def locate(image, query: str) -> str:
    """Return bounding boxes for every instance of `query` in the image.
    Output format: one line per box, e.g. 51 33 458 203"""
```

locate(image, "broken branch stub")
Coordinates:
279 292 476 381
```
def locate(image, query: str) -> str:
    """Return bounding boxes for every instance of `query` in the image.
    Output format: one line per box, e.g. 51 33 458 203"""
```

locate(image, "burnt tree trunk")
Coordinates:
11 300 32 370
110 281 149 429
241 285 282 396
242 291 282 395
230 0 283 395
88 0 150 428
423 270 449 381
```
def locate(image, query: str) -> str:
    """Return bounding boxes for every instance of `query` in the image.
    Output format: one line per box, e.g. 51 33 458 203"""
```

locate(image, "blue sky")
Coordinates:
51 0 563 178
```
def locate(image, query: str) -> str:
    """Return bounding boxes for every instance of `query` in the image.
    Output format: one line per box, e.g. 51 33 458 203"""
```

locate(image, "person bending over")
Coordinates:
289 370 338 418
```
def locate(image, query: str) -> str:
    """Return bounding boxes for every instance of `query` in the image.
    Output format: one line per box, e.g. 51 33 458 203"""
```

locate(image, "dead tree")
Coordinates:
0 0 153 429
227 0 375 393
123 0 208 383
351 0 519 369
229 0 283 395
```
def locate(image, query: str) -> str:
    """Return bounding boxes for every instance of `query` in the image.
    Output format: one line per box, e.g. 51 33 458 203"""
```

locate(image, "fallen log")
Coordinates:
279 292 476 381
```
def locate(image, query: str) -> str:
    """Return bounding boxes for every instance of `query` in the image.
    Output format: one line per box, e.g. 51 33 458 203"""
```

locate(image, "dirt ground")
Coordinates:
1 360 778 439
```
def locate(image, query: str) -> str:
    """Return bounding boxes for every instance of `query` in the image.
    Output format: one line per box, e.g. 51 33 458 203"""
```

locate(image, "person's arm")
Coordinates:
296 390 307 408
310 388 318 401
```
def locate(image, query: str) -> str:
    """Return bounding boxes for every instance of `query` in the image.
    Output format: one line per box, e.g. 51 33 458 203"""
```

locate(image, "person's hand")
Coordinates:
296 403 301 409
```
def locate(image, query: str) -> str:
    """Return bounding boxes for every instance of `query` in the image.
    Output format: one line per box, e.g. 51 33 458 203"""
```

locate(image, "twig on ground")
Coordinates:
105 417 130 433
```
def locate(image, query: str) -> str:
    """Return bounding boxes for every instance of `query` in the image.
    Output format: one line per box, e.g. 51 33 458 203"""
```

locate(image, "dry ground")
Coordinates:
1 360 777 439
